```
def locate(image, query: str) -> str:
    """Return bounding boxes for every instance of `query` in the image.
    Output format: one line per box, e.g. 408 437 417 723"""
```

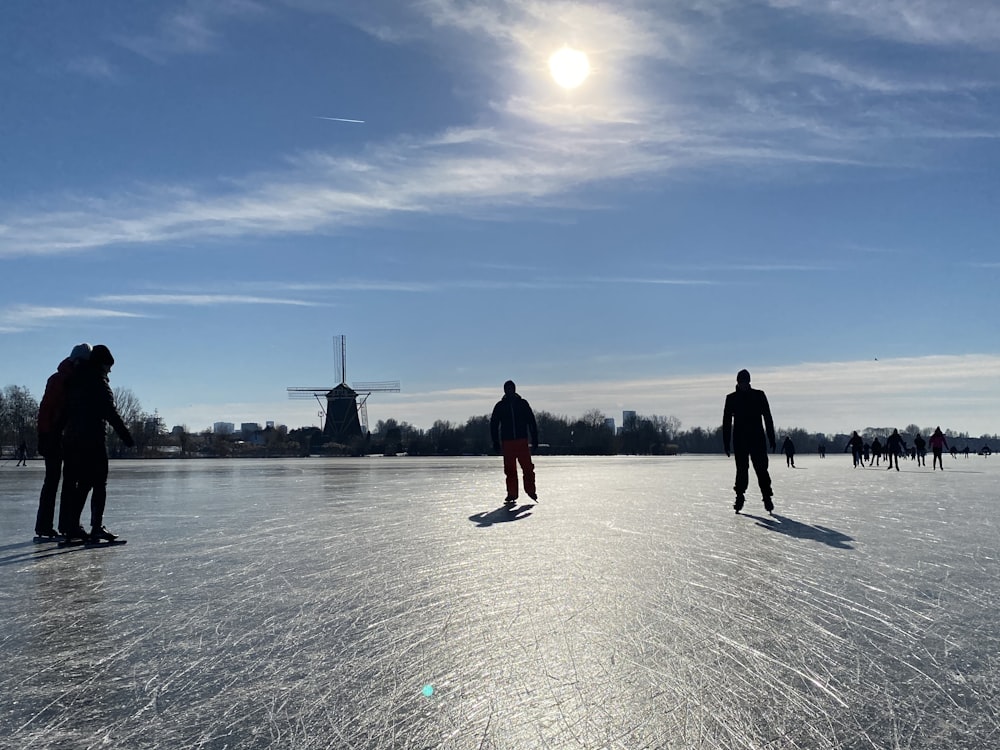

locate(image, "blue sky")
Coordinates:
3 0 999 437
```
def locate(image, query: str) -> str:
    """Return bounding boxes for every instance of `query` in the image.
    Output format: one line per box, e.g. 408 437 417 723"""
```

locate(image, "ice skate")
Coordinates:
90 526 118 542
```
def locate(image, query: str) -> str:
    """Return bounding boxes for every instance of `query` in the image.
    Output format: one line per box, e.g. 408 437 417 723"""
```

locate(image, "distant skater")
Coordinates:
34 343 92 538
16 440 29 466
913 432 926 467
928 427 949 470
781 436 795 467
490 380 539 506
885 429 906 471
60 344 134 542
722 369 776 514
818 444 826 458
845 431 864 468
869 437 882 467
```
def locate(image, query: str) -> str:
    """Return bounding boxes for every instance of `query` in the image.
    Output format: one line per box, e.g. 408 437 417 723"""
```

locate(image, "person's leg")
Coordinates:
501 440 519 499
35 450 63 534
733 450 750 498
88 448 111 529
513 439 536 498
750 448 773 509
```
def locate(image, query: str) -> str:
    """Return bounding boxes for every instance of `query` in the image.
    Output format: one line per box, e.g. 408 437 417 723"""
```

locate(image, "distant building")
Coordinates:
266 421 275 430
240 422 262 435
622 410 637 430
604 418 616 433
213 422 235 435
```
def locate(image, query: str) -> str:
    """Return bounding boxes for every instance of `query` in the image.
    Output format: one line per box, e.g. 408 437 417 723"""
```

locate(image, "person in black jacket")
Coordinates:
60 344 135 541
722 369 776 514
490 380 539 505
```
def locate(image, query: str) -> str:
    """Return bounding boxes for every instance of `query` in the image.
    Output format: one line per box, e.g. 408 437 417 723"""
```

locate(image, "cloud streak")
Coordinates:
0 305 145 334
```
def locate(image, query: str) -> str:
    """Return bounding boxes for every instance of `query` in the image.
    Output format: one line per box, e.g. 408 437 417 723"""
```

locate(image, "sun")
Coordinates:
548 46 591 89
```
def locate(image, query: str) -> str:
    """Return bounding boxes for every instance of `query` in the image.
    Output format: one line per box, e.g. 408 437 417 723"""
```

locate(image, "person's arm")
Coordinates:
526 404 539 449
761 393 776 452
99 379 135 447
722 397 733 456
489 404 501 450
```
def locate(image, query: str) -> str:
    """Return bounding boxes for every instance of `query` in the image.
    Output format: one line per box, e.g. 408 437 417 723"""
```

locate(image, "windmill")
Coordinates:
287 335 401 442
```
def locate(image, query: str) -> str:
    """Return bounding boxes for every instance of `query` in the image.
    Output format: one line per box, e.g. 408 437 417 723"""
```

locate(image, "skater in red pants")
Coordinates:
490 380 539 505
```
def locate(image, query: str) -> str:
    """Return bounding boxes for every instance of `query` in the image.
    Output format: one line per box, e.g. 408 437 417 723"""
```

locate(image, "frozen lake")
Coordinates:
2 454 999 749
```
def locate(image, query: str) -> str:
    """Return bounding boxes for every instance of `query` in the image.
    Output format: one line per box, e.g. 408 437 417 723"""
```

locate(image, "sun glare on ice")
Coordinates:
549 46 591 89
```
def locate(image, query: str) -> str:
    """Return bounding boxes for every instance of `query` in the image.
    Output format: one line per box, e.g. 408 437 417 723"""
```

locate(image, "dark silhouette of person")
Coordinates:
928 427 949 470
489 380 538 505
16 440 29 466
979 444 992 457
818 444 826 458
863 442 871 462
781 436 795 467
722 369 776 514
845 431 864 468
34 343 92 538
885 429 906 471
60 344 134 542
869 437 882 467
913 433 927 467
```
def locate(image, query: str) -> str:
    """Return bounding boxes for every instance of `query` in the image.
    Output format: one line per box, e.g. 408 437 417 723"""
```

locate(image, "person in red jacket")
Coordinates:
928 427 949 471
60 344 134 542
33 343 92 538
490 380 539 506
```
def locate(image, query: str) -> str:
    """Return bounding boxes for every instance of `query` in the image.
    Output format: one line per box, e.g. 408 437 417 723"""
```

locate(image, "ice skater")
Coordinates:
913 432 927 467
884 429 906 471
781 436 795 467
869 437 882 467
60 344 134 542
490 380 539 506
15 440 29 466
722 369 776 514
845 431 864 468
34 343 92 538
928 427 949 470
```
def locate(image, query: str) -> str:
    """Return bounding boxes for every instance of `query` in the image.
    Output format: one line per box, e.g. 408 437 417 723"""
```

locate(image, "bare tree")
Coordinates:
0 385 39 452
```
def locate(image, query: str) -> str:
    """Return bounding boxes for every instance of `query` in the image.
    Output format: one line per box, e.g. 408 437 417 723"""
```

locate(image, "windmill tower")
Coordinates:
287 335 400 442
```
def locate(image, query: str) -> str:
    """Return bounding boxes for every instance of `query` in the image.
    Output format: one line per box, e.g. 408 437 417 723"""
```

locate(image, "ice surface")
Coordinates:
2 454 999 749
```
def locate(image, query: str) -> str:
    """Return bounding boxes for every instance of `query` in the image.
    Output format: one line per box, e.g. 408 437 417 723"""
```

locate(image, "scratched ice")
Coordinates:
2 454 999 748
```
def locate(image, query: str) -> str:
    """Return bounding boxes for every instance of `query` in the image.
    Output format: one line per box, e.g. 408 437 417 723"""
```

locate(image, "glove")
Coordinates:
725 450 731 458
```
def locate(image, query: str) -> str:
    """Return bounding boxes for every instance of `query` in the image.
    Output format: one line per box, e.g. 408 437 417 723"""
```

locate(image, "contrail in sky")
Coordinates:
315 116 365 123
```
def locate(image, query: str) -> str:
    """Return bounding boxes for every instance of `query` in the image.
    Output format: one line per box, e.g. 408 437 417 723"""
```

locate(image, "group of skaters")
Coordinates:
33 343 134 543
844 428 988 471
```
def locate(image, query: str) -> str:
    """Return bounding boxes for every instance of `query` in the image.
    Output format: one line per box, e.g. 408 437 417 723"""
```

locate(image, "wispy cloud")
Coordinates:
114 0 266 63
66 56 121 82
0 305 144 334
89 294 326 307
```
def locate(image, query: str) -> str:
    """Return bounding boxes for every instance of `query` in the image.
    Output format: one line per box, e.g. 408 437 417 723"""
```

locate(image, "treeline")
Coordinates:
0 384 162 459
3 382 997 459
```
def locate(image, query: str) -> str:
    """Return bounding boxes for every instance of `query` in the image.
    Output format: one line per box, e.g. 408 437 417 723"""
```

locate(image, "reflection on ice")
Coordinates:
2 455 999 748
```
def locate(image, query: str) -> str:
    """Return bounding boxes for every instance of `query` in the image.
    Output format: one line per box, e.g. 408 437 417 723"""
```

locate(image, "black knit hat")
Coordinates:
736 369 751 384
91 344 115 368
